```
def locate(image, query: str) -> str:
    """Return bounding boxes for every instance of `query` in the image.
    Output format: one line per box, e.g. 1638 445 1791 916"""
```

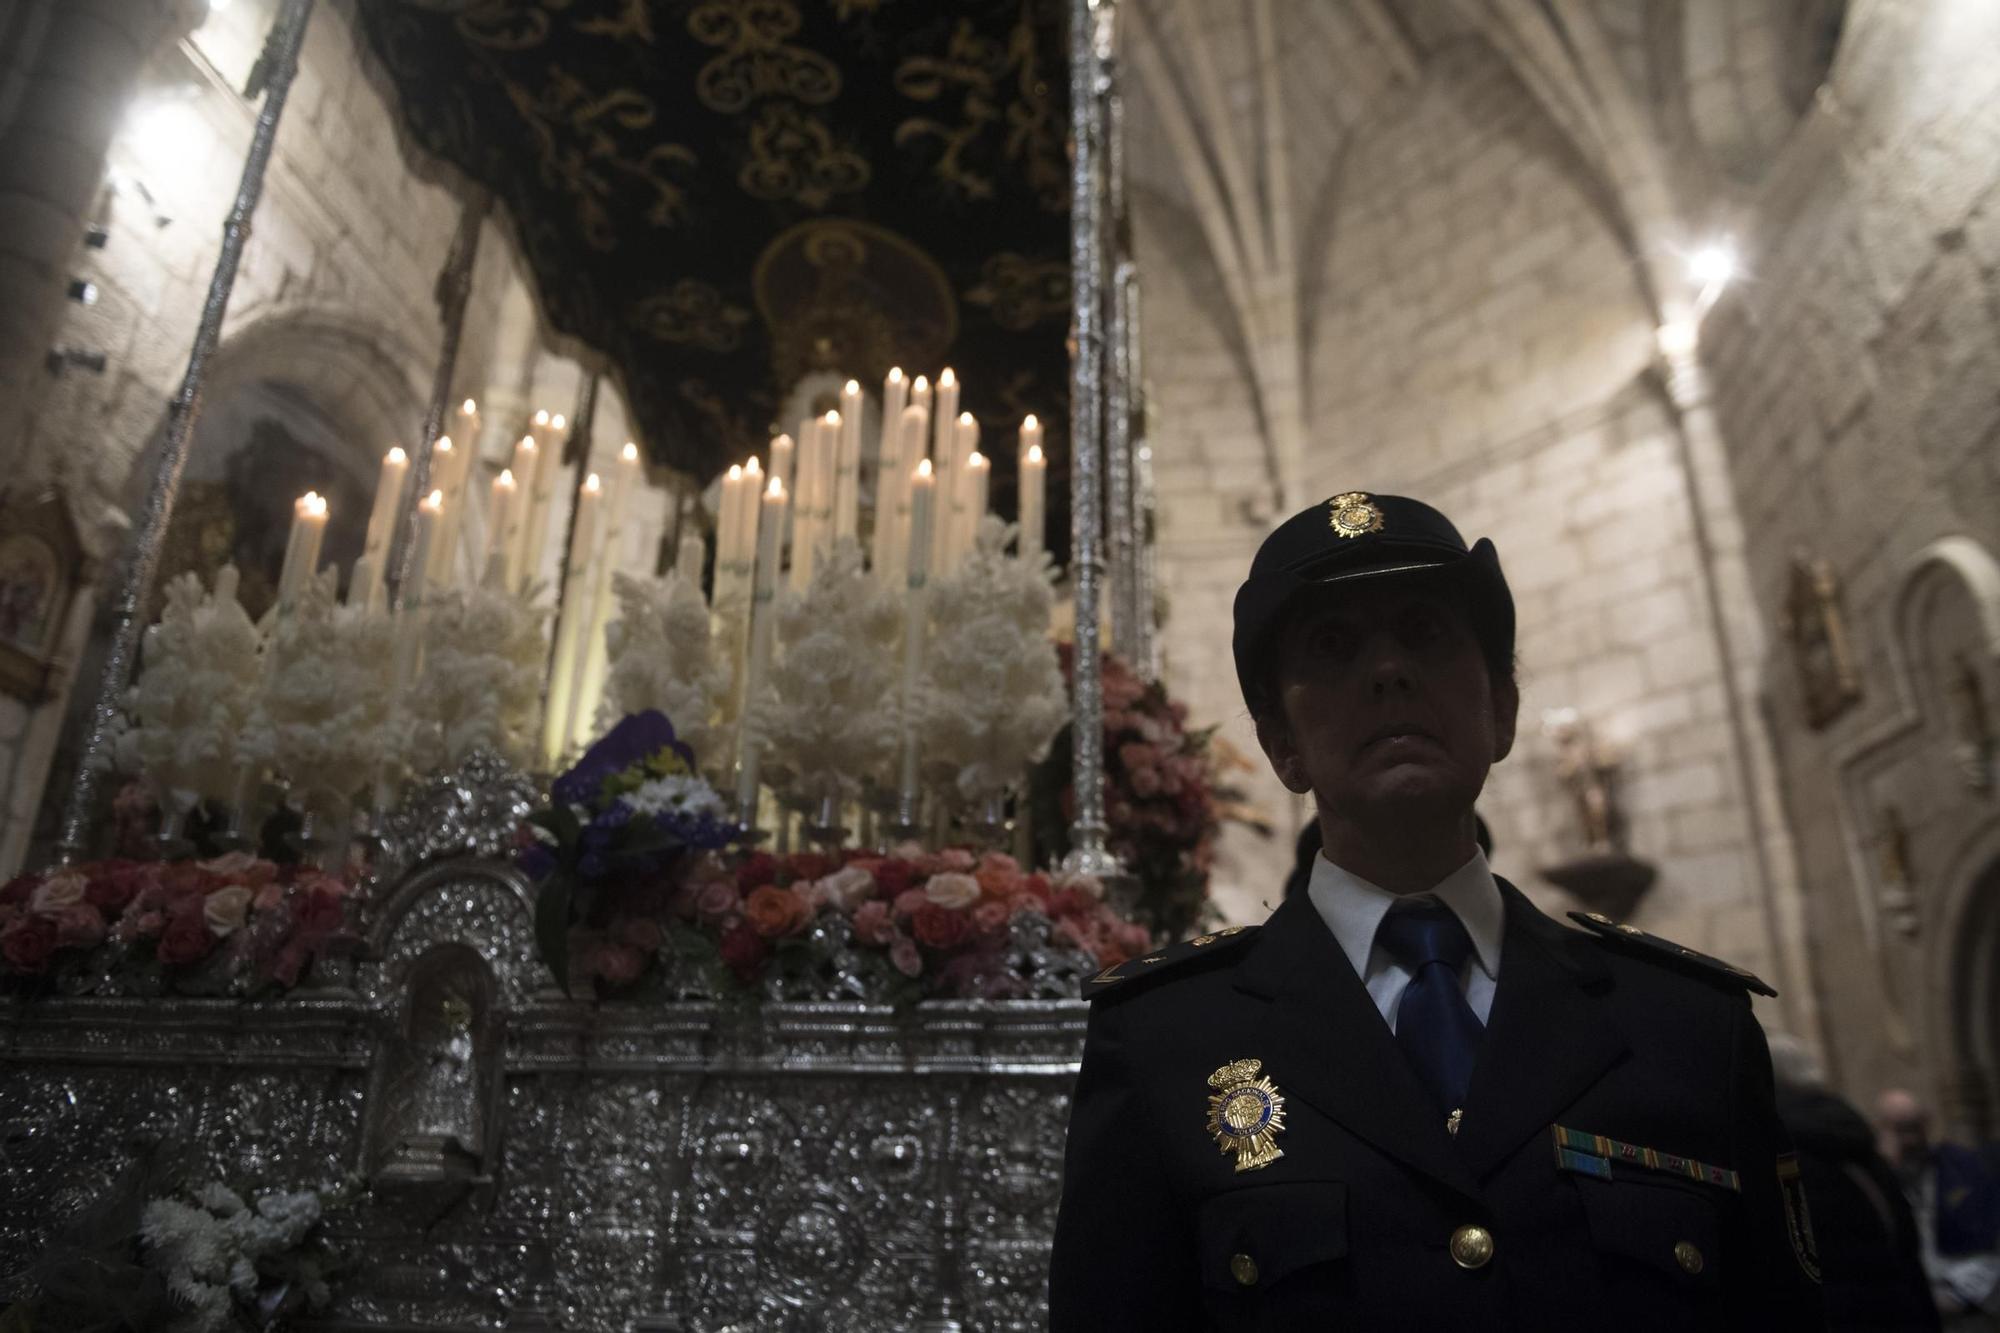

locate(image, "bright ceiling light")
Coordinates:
1688 244 1736 290
122 96 207 173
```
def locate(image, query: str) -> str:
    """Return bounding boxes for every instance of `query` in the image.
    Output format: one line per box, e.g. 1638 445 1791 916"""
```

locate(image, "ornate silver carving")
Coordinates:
370 748 541 885
58 0 322 862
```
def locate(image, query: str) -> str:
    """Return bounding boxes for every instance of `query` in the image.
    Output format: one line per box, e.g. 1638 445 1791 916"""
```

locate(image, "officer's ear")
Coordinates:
1254 703 1313 796
1490 665 1519 764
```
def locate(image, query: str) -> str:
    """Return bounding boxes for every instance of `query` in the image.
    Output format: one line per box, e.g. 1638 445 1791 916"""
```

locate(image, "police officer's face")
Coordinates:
1257 580 1517 819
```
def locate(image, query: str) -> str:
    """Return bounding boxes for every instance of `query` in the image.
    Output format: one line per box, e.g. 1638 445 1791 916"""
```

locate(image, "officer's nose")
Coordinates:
1365 635 1416 695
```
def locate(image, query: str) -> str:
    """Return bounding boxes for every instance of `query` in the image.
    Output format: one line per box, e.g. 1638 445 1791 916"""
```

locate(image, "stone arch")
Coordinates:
1931 826 2000 1138
1660 0 1847 187
1895 536 2000 664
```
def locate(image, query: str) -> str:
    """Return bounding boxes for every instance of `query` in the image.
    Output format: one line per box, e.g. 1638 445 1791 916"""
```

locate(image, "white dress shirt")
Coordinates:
1306 848 1505 1033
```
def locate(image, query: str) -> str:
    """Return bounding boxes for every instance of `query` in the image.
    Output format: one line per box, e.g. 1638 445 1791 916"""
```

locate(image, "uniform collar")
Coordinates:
1306 846 1505 981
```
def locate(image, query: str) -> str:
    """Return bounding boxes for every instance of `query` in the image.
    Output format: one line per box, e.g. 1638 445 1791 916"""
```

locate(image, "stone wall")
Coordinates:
1698 0 2000 1118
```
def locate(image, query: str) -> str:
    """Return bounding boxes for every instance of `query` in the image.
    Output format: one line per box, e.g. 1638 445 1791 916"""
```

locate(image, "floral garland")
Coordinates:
1032 646 1220 940
519 710 1154 1000
0 852 357 996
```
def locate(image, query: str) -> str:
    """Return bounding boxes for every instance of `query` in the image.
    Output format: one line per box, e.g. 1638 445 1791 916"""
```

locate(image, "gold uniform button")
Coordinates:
1449 1224 1495 1270
1674 1240 1704 1275
1230 1252 1259 1286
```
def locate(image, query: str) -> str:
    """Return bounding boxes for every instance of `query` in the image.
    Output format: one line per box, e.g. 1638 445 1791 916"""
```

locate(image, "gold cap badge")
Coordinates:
1328 492 1384 540
1205 1058 1287 1173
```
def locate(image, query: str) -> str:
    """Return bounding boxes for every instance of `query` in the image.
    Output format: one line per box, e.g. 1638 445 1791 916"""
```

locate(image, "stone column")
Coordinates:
0 0 202 467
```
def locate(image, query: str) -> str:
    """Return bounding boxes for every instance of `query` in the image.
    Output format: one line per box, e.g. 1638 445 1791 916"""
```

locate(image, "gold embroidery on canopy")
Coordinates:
689 0 841 115
739 103 870 210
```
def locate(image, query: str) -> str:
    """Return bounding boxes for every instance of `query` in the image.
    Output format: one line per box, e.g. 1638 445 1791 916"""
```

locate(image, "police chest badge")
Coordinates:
1328 492 1384 540
1206 1059 1287 1172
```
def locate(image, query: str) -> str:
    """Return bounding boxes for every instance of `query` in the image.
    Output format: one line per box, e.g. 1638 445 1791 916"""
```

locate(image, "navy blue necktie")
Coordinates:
1376 899 1484 1116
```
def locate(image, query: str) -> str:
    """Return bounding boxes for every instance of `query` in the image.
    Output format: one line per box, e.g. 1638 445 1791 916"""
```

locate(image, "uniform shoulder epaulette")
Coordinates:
1567 911 1777 997
1085 924 1260 998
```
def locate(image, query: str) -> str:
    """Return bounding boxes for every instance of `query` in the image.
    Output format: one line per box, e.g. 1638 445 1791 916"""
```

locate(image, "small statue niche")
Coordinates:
1536 709 1657 920
1946 652 1994 792
368 945 497 1189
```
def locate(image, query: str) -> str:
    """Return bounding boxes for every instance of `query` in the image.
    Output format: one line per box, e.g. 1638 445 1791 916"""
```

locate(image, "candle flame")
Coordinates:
888 367 904 382
915 460 934 478
969 451 988 468
1026 444 1045 463
621 442 639 461
1023 413 1039 429
767 476 786 498
534 410 550 426
584 473 601 494
497 469 517 488
959 412 975 425
844 379 860 395
552 414 567 430
745 455 762 474
519 434 536 451
461 398 477 415
387 446 408 464
421 488 444 512
939 367 956 387
913 374 929 392
436 435 453 452
773 433 793 450
824 410 841 425
727 464 743 480
302 492 327 517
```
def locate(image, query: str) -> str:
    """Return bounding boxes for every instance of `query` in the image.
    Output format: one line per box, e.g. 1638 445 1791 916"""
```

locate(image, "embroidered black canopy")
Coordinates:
353 0 1073 534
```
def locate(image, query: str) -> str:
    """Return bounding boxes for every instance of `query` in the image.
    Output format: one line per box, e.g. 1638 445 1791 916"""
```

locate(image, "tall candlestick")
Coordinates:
769 432 795 497
911 373 932 417
963 450 990 556
676 533 706 584
738 455 764 565
939 411 979 570
358 446 409 605
406 489 444 609
1019 441 1047 561
486 468 518 586
1019 412 1044 463
278 491 328 610
897 461 936 810
505 433 538 590
570 445 643 751
348 555 379 611
428 434 463 589
520 411 565 595
736 476 790 820
718 464 746 582
546 473 601 761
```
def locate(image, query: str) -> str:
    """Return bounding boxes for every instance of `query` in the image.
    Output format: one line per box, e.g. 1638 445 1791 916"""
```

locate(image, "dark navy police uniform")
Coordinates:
1048 492 1824 1331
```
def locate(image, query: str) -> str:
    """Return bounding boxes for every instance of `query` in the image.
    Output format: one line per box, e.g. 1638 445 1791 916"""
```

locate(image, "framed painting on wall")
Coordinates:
0 489 88 703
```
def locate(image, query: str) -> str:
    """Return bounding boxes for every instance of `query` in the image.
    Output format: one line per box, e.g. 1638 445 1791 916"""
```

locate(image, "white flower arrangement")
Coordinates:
752 537 905 802
243 568 396 811
139 1181 327 1333
599 568 731 770
400 580 547 774
919 516 1069 805
115 567 263 816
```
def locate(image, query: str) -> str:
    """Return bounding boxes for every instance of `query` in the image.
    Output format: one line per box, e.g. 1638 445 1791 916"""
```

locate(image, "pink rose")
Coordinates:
29 871 87 913
892 888 929 919
694 880 741 926
852 900 896 945
593 943 647 988
1052 871 1105 901
972 900 1010 934
134 910 165 938
50 904 106 949
912 903 973 950
1 917 60 973
889 934 923 978
924 873 981 910
815 866 877 911
252 882 284 912
936 848 976 872
197 851 278 887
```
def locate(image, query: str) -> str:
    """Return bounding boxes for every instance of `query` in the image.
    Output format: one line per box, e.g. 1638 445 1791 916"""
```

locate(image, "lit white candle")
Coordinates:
505 433 538 589
405 489 444 608
347 555 377 611
963 450 990 555
769 432 795 497
1019 441 1047 561
428 435 463 589
835 382 862 541
278 491 328 610
939 411 979 569
738 455 764 565
520 412 564 594
1019 412 1044 462
933 367 959 460
486 468 518 587
358 446 409 600
676 533 706 584
910 373 932 417
570 445 644 752
718 464 745 579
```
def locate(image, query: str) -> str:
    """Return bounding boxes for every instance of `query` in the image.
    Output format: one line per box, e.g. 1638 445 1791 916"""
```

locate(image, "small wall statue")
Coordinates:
1537 709 1656 919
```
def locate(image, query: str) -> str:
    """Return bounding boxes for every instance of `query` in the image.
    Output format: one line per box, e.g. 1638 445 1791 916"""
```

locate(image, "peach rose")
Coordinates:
744 884 811 939
924 873 981 910
203 885 254 937
815 866 877 911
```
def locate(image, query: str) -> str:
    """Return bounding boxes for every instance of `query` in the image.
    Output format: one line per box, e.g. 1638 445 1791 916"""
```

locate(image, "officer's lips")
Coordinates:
1358 721 1440 754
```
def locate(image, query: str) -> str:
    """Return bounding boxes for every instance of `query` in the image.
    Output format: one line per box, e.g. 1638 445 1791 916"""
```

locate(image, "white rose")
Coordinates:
924 872 981 910
29 871 87 912
816 866 877 911
1052 871 1106 901
203 885 253 937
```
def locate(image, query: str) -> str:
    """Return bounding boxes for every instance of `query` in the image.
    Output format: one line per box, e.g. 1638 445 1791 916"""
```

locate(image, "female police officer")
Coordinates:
1049 491 1822 1330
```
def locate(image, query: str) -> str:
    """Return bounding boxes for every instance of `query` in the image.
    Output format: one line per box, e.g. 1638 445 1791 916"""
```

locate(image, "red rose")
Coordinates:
292 884 348 938
615 917 663 953
0 917 59 973
911 903 972 950
155 912 214 966
84 860 151 913
1022 873 1052 903
870 860 917 898
734 852 778 893
159 862 212 896
50 905 106 949
0 874 37 907
718 923 770 983
744 884 811 939
785 853 832 884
